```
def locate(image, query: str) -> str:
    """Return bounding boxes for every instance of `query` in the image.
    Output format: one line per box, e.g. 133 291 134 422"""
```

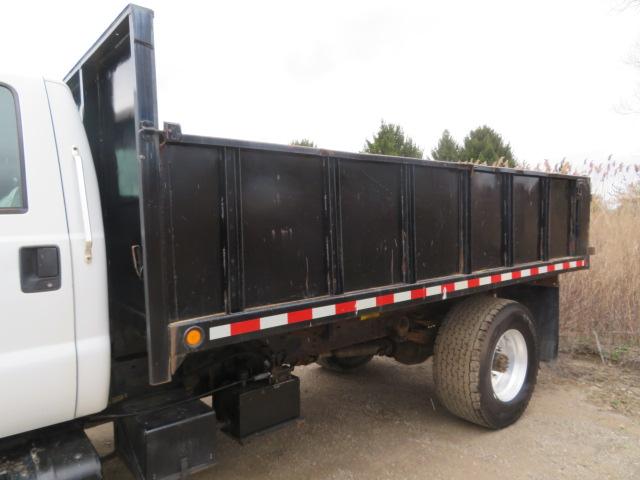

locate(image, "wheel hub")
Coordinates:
492 352 509 373
491 329 528 402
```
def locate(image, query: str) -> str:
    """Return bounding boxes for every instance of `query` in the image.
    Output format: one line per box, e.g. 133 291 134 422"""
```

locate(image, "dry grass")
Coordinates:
560 184 640 365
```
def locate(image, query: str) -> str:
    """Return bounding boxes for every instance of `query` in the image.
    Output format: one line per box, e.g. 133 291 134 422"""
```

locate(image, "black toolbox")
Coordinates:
215 375 300 440
116 399 216 480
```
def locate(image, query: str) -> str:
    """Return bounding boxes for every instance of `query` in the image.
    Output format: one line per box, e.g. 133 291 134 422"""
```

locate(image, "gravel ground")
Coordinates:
89 354 640 480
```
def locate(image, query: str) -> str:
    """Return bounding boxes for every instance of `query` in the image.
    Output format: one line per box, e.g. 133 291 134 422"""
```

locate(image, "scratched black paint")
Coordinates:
513 176 541 264
165 144 225 318
471 171 503 271
414 167 460 278
241 151 328 307
339 160 403 291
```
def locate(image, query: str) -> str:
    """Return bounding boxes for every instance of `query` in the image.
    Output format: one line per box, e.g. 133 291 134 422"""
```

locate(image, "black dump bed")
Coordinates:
65 5 590 384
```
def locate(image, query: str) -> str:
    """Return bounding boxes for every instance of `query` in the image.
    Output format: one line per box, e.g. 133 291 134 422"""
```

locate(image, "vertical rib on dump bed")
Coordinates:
64 4 590 385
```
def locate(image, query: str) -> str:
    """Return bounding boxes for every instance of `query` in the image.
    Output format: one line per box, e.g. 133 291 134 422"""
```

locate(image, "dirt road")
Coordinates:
90 355 640 480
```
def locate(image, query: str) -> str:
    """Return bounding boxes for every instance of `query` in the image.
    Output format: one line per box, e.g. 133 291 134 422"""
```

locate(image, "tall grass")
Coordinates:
557 160 640 363
560 201 640 360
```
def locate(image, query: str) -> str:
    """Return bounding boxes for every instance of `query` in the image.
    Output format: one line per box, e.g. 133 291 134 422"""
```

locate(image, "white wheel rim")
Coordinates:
491 329 528 402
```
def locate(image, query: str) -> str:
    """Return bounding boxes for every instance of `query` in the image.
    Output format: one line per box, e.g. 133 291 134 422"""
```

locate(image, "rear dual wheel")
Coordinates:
433 295 539 429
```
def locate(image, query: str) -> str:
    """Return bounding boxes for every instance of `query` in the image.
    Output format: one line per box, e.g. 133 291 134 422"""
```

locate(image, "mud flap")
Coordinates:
498 282 560 362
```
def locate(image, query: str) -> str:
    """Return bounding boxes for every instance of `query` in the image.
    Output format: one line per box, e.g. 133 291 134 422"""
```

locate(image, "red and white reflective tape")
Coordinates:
209 259 586 341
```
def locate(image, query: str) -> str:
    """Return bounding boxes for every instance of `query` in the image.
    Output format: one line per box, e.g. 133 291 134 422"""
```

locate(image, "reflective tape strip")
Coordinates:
356 297 376 311
394 290 412 303
208 258 588 341
426 286 441 297
312 304 336 319
209 324 231 340
260 313 287 330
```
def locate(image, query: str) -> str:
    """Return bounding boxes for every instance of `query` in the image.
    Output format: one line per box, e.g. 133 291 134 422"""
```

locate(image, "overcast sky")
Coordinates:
2 0 639 168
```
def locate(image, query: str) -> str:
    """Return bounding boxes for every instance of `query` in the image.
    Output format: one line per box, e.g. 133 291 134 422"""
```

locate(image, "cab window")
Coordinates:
0 85 26 212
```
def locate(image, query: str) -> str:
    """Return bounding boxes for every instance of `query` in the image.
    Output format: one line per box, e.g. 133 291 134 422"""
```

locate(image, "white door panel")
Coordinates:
0 76 76 438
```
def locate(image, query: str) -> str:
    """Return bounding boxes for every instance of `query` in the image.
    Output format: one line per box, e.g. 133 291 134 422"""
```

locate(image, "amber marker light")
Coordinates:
184 327 204 348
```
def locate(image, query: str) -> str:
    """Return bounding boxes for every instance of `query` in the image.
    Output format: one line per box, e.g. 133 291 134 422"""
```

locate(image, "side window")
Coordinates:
0 85 26 212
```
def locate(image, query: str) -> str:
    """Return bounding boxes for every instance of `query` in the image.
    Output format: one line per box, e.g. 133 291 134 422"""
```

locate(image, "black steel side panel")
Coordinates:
414 166 461 279
160 141 587 336
513 175 542 264
240 150 328 307
470 171 503 270
164 144 225 318
339 160 403 291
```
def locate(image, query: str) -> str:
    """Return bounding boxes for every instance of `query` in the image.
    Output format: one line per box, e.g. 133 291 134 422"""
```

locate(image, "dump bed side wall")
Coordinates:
160 138 590 327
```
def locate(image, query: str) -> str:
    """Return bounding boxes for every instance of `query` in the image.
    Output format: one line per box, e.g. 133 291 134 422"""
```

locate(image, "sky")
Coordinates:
2 0 640 169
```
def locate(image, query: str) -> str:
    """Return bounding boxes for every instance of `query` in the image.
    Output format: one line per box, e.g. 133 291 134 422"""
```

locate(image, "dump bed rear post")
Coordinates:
132 11 174 386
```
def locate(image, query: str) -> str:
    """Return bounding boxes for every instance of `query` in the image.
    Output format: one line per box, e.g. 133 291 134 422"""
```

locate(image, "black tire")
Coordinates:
433 295 539 429
317 355 373 373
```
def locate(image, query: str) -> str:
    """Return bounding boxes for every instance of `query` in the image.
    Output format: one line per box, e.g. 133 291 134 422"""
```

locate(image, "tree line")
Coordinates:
291 121 516 167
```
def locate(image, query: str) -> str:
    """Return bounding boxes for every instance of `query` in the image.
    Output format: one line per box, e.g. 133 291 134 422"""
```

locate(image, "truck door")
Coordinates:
0 77 77 438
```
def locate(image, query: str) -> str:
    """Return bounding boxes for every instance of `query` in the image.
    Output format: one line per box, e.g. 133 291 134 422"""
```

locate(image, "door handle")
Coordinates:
20 246 61 293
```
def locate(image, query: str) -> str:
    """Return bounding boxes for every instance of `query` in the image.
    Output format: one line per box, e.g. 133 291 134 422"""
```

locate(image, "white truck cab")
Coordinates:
0 75 110 439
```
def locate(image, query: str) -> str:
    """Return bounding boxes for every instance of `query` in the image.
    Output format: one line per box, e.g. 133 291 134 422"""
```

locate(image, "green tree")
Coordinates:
290 138 316 148
459 126 516 167
431 129 461 161
363 121 423 158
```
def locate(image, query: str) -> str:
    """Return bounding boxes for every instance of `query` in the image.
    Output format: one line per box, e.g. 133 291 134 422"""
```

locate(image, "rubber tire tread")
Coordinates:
433 295 519 428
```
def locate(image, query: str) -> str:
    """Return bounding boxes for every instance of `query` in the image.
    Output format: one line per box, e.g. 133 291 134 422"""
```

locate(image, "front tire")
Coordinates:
433 295 539 429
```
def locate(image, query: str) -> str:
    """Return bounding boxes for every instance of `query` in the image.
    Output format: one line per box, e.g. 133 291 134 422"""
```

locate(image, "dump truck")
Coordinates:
0 5 591 479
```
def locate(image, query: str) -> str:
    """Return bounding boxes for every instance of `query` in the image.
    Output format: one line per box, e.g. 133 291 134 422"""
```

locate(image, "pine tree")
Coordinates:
290 139 316 148
431 130 461 162
363 121 423 159
459 126 516 167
